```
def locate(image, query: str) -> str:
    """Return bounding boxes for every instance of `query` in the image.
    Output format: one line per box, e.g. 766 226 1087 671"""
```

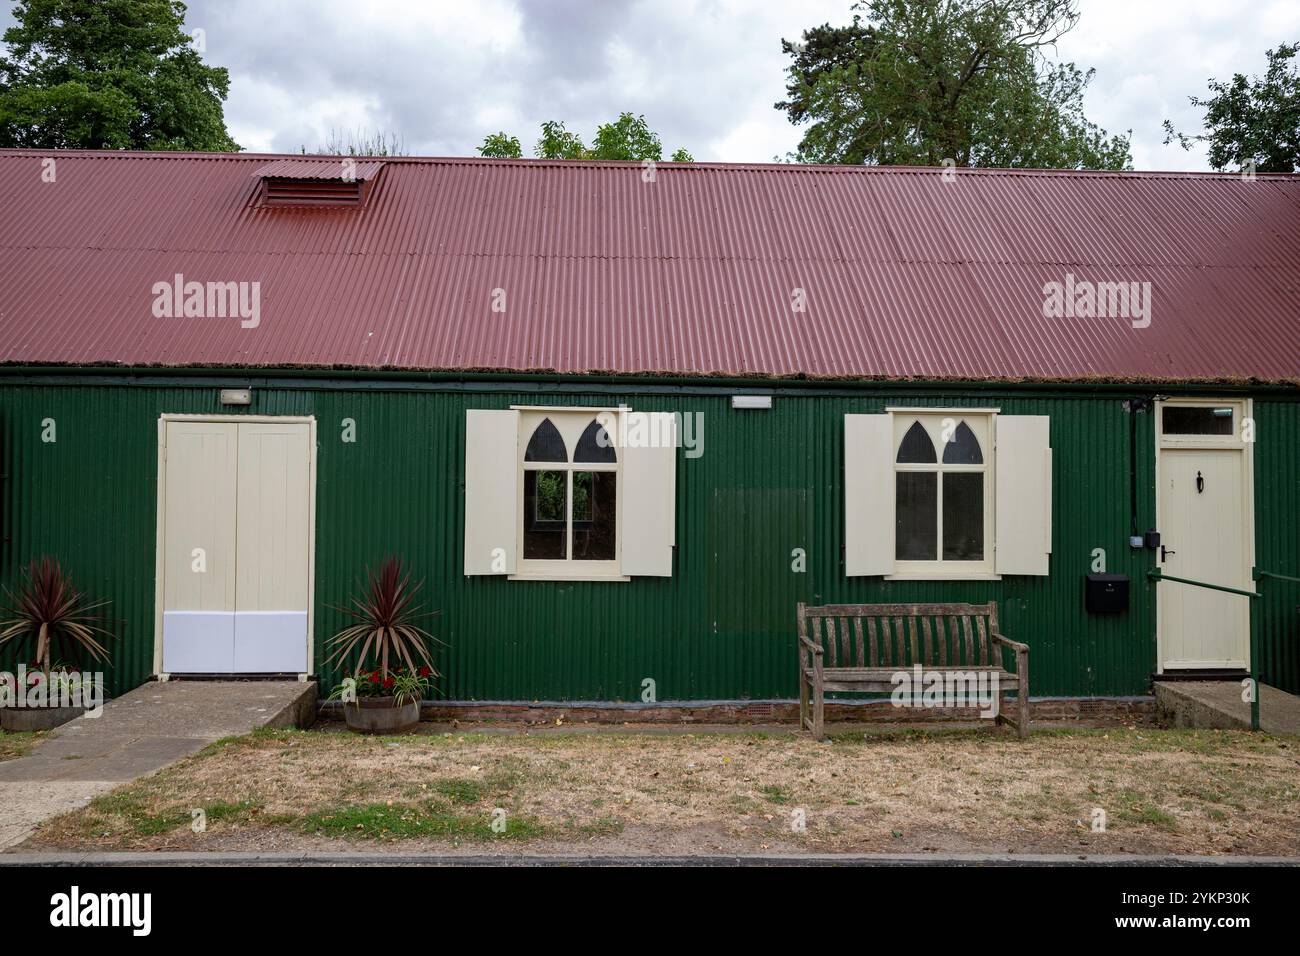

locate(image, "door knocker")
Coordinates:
1196 471 1205 494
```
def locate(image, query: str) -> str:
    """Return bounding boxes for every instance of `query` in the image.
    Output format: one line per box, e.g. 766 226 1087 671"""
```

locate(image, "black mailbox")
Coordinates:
1086 574 1130 614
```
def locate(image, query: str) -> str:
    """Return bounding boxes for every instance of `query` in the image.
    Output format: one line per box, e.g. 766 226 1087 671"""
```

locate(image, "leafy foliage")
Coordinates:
478 130 522 158
0 0 238 150
479 112 693 162
0 557 112 673
536 118 589 159
776 0 1130 169
326 556 440 679
1163 43 1300 173
329 666 432 707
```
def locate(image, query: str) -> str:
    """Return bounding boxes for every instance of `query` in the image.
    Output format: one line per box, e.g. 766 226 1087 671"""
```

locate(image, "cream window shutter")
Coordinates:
844 414 893 576
464 409 519 575
620 411 676 576
995 415 1052 575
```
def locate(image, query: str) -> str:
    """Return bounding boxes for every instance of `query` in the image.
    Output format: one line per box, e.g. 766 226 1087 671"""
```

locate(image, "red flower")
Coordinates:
418 666 431 678
383 676 395 689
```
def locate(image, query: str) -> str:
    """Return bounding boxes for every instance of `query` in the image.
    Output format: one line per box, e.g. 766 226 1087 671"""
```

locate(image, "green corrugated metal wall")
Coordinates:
1 376 1296 700
1253 398 1300 695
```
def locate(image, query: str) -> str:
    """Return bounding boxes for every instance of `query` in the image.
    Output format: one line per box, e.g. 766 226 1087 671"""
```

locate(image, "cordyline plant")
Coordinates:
0 557 112 675
326 556 441 682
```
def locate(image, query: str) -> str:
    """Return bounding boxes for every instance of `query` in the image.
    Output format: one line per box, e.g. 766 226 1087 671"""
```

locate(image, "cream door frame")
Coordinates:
1154 397 1254 673
154 414 318 681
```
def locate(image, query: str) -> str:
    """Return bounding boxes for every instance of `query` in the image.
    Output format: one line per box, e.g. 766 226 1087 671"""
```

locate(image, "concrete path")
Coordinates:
0 681 315 850
1 850 1295 867
1155 680 1300 734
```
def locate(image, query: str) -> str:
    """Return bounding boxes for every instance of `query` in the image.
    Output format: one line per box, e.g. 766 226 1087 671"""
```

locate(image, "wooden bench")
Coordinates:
797 602 1029 740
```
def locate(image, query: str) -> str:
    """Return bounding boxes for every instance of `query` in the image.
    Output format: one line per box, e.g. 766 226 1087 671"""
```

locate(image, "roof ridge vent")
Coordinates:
253 158 385 208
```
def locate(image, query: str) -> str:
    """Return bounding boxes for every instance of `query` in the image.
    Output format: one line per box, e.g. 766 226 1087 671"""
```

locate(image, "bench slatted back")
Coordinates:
798 602 1001 669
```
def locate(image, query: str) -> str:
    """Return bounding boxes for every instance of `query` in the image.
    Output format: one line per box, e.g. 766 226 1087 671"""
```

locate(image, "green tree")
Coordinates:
535 119 588 159
1163 43 1300 173
478 113 692 162
478 131 522 158
776 0 1130 169
589 112 662 161
0 0 238 150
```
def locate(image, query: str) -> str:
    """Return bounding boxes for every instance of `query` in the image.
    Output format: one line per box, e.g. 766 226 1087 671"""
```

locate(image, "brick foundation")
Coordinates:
393 696 1154 727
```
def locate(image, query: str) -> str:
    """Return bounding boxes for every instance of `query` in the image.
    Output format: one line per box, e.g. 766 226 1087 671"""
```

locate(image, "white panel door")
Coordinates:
162 421 238 672
234 422 312 672
1158 447 1250 669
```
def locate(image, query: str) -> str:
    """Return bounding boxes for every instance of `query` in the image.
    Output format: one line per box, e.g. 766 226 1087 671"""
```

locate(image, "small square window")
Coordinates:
1162 405 1234 436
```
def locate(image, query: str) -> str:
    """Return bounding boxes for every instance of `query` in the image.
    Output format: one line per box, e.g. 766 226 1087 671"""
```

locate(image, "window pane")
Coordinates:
523 470 566 559
942 421 983 464
896 421 937 463
572 471 616 561
524 417 567 462
574 419 617 463
896 472 937 560
942 473 984 560
1162 406 1234 436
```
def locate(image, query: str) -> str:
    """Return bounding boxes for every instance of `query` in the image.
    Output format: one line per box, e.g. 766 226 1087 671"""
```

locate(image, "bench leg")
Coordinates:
799 665 809 733
1013 650 1030 739
812 671 825 741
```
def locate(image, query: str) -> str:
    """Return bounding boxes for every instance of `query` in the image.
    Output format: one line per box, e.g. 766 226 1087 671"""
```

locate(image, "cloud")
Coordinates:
4 0 1298 168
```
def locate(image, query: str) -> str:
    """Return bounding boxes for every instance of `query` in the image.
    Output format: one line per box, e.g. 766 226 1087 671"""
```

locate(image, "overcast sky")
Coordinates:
6 0 1299 169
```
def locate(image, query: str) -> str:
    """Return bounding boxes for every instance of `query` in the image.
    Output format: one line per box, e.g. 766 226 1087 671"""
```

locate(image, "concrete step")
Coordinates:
1154 680 1300 734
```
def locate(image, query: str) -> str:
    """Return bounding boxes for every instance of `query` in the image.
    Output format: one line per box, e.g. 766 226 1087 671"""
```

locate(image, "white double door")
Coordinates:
161 419 313 673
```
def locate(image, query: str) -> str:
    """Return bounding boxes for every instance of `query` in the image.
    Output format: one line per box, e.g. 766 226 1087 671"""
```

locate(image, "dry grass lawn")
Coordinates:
23 725 1300 856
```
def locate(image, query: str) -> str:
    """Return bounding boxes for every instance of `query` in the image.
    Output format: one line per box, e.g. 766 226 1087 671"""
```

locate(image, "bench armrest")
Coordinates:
991 632 1028 654
798 635 824 656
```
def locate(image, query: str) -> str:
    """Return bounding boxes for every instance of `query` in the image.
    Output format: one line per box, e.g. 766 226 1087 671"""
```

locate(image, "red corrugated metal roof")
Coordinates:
1 149 1297 383
253 158 385 180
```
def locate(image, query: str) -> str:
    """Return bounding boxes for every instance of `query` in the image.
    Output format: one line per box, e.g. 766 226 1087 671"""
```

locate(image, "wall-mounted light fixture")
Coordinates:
731 395 772 410
219 388 252 406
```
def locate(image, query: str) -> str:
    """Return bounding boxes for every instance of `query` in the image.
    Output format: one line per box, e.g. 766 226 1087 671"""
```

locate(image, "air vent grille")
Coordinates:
253 159 386 208
262 177 366 206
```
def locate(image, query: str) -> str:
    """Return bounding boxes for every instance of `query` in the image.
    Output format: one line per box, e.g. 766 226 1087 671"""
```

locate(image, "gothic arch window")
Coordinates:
894 416 989 566
524 417 567 462
521 414 618 567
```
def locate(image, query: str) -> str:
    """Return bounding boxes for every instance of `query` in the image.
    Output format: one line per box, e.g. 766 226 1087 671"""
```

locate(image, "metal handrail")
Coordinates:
1146 569 1260 599
1148 565 1299 731
1255 568 1300 586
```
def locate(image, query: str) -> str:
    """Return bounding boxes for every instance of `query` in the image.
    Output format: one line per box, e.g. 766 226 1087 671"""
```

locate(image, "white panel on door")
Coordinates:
163 611 235 672
234 611 309 672
236 423 312 611
234 422 312 673
163 422 238 671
